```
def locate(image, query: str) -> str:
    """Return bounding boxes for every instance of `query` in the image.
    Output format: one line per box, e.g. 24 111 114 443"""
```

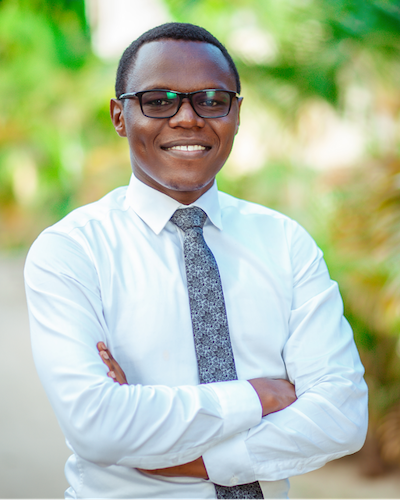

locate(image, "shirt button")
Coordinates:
230 476 239 486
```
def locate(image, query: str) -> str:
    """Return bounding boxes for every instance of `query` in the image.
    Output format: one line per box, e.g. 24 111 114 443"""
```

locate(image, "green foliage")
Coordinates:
324 160 400 426
1 0 400 461
0 0 128 248
18 0 91 68
166 0 400 117
166 0 400 454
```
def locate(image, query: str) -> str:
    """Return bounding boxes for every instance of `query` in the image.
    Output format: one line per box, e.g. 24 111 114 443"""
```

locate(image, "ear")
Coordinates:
235 97 243 135
110 99 127 137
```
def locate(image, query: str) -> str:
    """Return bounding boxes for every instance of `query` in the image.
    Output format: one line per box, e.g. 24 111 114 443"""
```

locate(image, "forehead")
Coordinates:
126 39 236 92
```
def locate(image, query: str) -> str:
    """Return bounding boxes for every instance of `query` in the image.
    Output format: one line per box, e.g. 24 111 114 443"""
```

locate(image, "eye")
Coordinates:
196 91 229 109
142 91 178 108
147 98 172 107
200 99 219 107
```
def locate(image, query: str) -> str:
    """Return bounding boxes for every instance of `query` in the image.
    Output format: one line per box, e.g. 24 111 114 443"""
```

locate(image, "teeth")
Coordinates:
167 145 206 151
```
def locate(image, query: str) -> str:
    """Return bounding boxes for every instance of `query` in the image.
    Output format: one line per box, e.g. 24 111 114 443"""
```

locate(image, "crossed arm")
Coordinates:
96 341 297 479
26 225 368 484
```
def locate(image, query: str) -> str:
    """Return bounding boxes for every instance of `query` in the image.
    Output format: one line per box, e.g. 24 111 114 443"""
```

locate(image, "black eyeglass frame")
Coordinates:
118 89 240 119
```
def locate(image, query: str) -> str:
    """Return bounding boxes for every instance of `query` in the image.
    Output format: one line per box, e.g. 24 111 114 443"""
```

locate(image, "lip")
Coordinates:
164 145 208 153
161 147 211 159
160 139 212 151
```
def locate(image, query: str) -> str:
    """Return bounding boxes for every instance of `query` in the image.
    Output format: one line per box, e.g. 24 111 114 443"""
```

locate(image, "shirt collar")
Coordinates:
125 174 223 235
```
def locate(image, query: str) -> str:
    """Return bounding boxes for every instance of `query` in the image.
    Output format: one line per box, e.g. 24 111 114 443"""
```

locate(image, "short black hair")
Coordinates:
115 22 241 98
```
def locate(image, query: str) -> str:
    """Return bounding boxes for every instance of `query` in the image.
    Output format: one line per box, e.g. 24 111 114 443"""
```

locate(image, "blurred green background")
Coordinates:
1 0 400 477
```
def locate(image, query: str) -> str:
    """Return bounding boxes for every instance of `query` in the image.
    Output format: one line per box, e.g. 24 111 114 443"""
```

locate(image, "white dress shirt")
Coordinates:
25 174 368 499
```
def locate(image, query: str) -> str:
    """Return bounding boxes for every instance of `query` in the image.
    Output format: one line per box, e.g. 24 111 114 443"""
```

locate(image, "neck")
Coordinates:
132 171 214 205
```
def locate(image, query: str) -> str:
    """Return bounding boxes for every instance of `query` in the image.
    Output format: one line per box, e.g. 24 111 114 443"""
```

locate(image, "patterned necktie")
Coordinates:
170 207 263 499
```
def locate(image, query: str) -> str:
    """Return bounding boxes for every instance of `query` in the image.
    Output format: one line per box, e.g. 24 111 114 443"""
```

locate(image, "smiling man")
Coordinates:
111 36 241 203
25 23 368 499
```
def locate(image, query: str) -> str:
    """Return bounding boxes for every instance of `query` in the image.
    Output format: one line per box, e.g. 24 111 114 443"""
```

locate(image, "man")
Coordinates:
25 23 368 499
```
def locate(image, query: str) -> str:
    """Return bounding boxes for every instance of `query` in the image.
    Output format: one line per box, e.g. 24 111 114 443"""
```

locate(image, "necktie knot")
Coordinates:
170 207 207 232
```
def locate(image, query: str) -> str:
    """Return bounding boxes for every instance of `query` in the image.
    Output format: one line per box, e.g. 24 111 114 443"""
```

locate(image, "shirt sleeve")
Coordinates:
24 230 262 469
203 221 368 486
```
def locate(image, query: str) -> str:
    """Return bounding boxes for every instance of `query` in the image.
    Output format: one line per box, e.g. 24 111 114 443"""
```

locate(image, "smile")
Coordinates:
165 145 207 151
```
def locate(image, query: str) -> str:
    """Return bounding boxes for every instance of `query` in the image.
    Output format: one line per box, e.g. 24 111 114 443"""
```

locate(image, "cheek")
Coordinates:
125 107 151 135
217 123 237 152
127 122 157 156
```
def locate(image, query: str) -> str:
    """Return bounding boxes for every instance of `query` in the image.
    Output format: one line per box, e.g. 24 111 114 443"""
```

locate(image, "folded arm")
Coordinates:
25 231 262 470
97 342 297 478
201 223 368 486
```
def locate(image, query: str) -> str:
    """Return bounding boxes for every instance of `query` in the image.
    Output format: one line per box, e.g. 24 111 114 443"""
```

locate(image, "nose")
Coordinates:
168 98 205 128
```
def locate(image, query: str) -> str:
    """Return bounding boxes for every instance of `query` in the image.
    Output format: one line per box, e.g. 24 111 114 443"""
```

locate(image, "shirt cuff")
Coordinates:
203 431 256 486
206 380 262 438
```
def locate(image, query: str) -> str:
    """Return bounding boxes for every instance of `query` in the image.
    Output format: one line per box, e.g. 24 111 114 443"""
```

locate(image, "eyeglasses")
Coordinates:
118 89 239 119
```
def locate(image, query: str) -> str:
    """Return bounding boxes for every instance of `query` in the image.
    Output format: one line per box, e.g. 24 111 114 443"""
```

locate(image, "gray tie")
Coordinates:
171 207 263 499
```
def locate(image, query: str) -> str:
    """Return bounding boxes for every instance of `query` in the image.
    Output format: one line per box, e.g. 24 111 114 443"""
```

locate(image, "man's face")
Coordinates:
111 39 242 204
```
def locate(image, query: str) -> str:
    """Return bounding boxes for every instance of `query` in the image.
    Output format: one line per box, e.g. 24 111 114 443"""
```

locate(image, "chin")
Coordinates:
165 170 216 191
166 178 213 193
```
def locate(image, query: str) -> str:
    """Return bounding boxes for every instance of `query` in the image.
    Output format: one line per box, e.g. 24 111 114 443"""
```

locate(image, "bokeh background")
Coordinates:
1 0 400 497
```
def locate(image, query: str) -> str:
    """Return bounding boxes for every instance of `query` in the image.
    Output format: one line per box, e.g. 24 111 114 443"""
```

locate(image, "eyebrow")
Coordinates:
139 82 229 92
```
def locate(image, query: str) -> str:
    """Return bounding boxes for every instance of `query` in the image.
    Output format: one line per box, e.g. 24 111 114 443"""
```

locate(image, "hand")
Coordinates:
138 456 208 479
97 342 128 385
96 342 207 479
248 378 297 416
96 344 294 475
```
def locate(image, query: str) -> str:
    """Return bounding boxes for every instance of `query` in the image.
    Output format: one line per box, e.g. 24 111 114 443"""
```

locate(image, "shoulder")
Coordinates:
217 189 320 256
218 190 295 229
26 186 129 270
47 185 129 237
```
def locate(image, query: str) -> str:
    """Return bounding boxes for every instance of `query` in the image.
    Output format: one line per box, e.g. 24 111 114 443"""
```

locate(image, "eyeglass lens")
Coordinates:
140 90 232 118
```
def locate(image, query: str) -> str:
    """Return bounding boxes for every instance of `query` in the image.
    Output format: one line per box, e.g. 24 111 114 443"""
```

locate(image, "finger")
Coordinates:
108 369 126 385
97 342 115 361
97 342 111 365
97 342 116 366
96 341 106 351
103 352 122 377
113 364 128 385
97 342 128 385
98 347 113 371
105 353 127 384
